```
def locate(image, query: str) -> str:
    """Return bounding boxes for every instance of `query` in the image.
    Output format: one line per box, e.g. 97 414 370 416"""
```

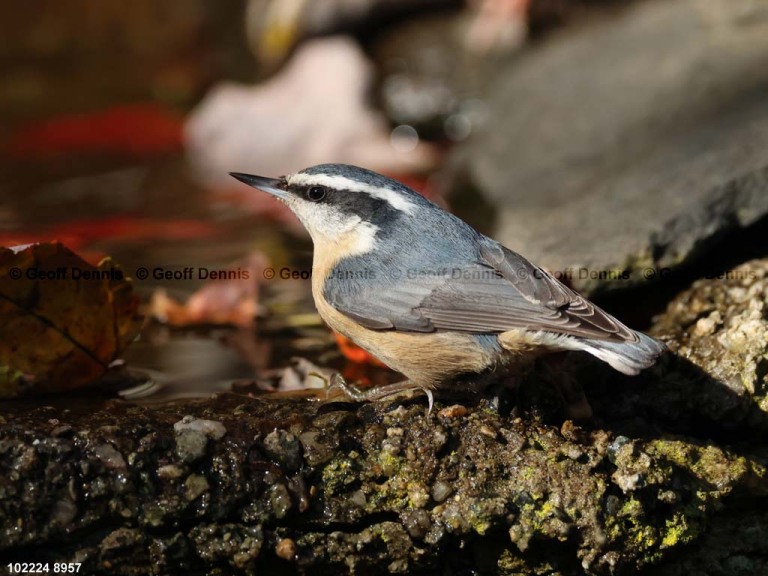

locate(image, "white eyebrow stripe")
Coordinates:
288 173 416 214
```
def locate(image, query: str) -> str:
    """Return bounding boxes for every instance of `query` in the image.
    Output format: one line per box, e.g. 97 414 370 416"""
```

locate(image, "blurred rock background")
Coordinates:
3 0 766 295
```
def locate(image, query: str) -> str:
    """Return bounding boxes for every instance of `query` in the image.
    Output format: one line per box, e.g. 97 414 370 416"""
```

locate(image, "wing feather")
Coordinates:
324 237 638 343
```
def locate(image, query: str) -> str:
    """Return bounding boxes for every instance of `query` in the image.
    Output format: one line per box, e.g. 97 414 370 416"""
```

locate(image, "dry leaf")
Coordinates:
147 252 268 328
0 242 142 398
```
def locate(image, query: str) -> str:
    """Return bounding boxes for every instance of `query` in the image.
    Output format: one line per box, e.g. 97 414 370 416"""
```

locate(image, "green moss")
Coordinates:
471 518 491 535
633 525 658 549
517 502 550 538
377 450 404 477
661 513 699 548
535 501 556 520
648 440 765 494
619 496 643 517
321 457 359 495
604 497 658 553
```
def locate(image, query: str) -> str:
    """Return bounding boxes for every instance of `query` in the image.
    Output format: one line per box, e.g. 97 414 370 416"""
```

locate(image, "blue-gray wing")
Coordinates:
323 237 637 342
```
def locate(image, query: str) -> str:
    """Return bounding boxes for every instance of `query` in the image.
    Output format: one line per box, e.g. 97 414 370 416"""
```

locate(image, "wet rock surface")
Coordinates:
450 0 768 295
2 261 768 575
0 398 765 575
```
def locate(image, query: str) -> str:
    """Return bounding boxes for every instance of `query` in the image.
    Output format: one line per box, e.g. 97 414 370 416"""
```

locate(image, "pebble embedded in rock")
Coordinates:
184 474 210 501
350 490 366 507
298 430 335 467
173 417 227 464
49 498 78 527
431 481 453 503
269 483 293 519
175 429 208 464
408 483 430 508
93 443 127 470
157 464 184 480
262 429 303 472
173 416 227 440
401 509 431 540
438 405 468 419
275 537 296 561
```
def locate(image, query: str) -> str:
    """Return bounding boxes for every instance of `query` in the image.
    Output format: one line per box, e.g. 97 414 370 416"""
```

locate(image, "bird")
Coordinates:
230 164 665 408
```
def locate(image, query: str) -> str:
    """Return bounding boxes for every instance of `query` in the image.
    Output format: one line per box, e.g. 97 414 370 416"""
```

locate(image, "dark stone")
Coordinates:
1 360 766 576
451 0 768 294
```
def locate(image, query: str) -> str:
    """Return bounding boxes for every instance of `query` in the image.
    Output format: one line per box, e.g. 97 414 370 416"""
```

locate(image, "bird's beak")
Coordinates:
229 172 289 200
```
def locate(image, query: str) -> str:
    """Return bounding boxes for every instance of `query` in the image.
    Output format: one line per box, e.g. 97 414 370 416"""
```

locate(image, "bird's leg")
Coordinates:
327 374 434 413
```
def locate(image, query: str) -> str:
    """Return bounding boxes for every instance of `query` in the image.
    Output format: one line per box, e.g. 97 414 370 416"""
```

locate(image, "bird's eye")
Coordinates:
306 186 326 202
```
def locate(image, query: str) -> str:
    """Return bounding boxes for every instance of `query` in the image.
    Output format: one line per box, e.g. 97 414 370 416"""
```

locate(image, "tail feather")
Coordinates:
579 332 666 375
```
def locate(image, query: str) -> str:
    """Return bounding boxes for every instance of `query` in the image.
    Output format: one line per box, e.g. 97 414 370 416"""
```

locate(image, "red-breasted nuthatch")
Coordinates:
231 165 665 405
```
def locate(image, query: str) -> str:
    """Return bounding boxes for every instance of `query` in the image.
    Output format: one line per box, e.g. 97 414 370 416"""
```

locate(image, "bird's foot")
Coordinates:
326 374 434 413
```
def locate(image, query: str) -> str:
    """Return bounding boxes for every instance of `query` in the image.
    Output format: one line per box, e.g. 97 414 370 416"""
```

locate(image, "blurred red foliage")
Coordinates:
0 216 216 261
6 104 184 159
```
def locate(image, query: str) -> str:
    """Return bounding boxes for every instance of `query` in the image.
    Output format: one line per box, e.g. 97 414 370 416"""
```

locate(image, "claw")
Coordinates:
323 373 434 412
326 372 368 401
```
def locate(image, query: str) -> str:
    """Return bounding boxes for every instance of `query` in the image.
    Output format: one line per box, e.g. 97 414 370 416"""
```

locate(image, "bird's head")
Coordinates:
231 164 429 255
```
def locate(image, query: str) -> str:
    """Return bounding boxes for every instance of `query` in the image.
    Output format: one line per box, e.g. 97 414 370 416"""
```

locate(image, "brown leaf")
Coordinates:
0 242 142 398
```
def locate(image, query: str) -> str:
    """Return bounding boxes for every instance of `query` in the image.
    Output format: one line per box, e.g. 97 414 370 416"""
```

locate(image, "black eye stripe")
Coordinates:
306 186 326 201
